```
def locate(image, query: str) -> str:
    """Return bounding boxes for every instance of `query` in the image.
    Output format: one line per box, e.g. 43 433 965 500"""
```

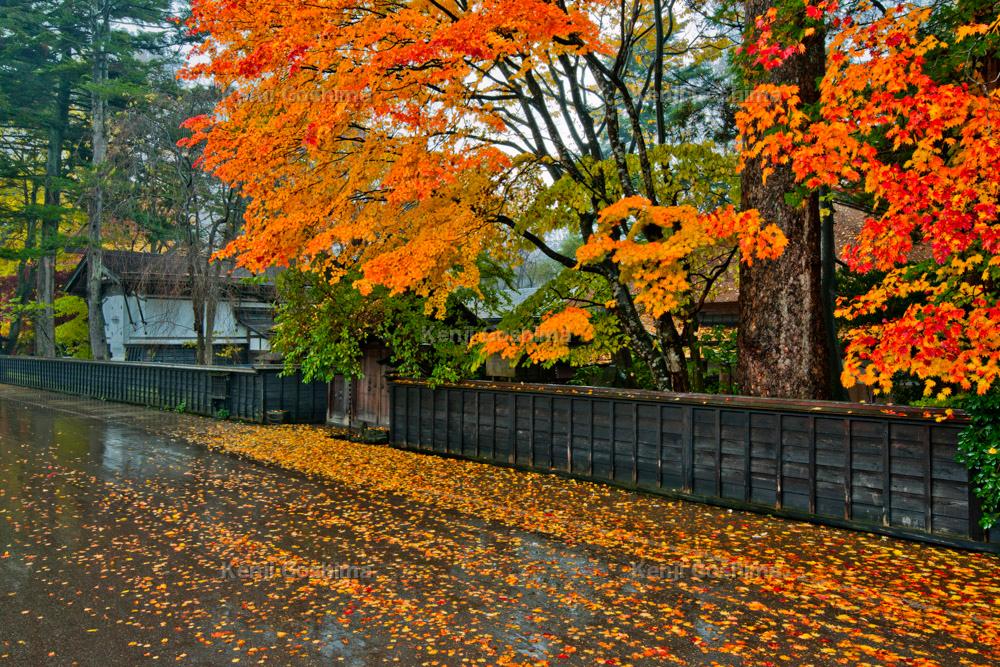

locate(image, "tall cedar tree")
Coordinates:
1 0 173 357
85 0 175 359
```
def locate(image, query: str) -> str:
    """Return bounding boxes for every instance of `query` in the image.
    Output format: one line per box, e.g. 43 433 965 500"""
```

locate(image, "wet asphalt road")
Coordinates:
1 387 673 667
1 386 998 667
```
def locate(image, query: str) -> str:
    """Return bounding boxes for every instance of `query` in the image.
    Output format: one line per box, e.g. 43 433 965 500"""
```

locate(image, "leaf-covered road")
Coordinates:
1 386 998 666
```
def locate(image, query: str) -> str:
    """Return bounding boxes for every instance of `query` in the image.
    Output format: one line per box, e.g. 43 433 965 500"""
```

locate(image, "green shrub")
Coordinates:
54 296 91 359
957 390 1000 530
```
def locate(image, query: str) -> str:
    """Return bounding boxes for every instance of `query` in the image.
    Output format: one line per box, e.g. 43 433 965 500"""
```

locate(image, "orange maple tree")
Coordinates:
738 5 1000 397
179 0 787 391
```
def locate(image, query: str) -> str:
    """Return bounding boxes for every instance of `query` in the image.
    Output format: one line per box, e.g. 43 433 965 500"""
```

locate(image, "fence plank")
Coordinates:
656 406 664 489
744 410 752 502
776 413 784 510
844 418 853 522
715 409 722 498
588 399 595 477
923 424 933 534
683 405 694 493
883 421 892 527
808 416 817 514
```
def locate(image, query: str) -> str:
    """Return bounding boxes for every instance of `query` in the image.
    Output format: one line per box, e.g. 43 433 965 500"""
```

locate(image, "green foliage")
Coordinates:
909 394 967 409
174 401 187 414
957 391 1000 530
566 365 617 388
517 142 738 238
661 61 741 145
567 356 657 390
699 325 738 369
54 295 90 359
217 344 243 361
272 269 370 382
924 0 1000 81
487 267 629 370
498 142 743 388
214 408 230 420
696 325 738 394
273 269 480 386
376 297 477 385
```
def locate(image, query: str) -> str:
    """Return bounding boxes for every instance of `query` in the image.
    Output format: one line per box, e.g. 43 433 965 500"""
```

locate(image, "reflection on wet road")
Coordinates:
1 386 998 666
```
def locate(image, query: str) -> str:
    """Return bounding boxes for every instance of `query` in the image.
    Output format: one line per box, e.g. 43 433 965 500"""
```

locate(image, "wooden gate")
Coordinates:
327 344 391 428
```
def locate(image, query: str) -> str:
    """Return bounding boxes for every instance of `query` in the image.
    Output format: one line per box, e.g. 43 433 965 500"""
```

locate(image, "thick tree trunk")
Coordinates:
737 0 831 399
33 260 57 356
87 2 110 360
656 315 691 393
191 262 208 366
821 193 846 399
34 250 55 357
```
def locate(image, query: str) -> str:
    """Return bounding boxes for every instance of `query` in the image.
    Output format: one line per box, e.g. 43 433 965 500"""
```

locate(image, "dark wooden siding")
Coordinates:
0 357 327 424
390 380 998 552
257 368 328 424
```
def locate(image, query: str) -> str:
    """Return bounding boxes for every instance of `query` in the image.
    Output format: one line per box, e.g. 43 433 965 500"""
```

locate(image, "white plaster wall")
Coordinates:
99 294 271 360
101 292 127 360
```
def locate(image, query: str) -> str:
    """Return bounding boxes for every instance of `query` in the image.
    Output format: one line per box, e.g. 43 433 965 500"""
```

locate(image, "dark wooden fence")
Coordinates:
0 357 327 424
390 380 998 552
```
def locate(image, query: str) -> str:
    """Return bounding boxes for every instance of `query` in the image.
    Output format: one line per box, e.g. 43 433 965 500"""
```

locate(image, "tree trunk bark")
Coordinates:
606 269 676 392
191 271 208 366
35 77 70 358
656 316 691 393
737 0 832 399
192 297 207 365
87 1 110 360
34 247 55 357
190 256 218 366
202 295 217 366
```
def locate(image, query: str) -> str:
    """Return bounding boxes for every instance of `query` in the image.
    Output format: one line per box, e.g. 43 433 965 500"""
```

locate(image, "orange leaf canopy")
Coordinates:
181 0 610 313
182 0 791 375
